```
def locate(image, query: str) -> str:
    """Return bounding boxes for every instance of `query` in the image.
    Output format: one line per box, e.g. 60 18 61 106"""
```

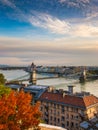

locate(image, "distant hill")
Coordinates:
0 65 10 68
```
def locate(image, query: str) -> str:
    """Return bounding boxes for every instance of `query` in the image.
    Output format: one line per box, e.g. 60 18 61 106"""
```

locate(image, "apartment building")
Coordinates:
38 87 98 130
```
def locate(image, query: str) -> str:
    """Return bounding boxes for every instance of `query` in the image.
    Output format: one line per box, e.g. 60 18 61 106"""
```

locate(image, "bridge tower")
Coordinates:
29 62 37 85
79 68 87 83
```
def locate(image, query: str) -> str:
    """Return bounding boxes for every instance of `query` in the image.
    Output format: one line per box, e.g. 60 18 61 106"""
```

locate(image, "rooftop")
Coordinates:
39 123 67 130
39 91 98 109
28 123 66 130
25 85 49 90
80 117 98 130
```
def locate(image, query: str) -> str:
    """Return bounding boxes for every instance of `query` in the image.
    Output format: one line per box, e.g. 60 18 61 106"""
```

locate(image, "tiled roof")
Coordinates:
39 92 98 108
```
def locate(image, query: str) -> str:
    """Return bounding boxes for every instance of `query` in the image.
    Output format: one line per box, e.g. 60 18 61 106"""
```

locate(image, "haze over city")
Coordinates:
0 0 98 66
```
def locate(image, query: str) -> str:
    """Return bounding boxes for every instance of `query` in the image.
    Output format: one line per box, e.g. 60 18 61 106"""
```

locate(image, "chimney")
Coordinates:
68 85 74 94
47 86 54 92
59 89 63 93
62 92 66 98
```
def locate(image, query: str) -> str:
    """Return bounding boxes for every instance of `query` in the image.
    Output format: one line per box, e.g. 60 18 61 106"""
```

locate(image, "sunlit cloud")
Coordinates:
71 24 98 37
29 12 98 37
0 0 98 65
29 13 70 34
0 0 98 37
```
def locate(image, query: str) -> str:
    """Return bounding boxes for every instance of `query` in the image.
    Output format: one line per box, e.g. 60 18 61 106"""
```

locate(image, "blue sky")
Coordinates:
0 0 98 66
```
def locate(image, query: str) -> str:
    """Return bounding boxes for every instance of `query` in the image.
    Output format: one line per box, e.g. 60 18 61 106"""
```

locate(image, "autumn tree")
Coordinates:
0 90 41 130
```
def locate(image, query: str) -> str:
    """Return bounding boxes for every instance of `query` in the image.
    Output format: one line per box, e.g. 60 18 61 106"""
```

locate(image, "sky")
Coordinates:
0 0 98 66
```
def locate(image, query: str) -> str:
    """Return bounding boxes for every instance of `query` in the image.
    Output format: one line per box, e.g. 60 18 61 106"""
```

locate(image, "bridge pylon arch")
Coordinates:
29 62 37 85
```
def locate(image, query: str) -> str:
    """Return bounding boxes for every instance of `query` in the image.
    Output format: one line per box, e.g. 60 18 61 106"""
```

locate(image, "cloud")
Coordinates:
28 12 98 37
29 13 70 34
0 0 98 37
59 0 90 6
59 0 66 3
0 36 98 66
0 0 16 9
71 23 98 37
85 12 98 21
59 0 90 4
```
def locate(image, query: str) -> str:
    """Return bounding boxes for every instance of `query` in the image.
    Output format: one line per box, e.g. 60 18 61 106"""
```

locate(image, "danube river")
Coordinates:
0 69 98 97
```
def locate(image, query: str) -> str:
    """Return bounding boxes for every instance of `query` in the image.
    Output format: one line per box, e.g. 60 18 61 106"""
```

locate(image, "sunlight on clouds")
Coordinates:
72 24 98 37
0 0 98 65
1 0 98 38
29 13 70 34
28 12 98 37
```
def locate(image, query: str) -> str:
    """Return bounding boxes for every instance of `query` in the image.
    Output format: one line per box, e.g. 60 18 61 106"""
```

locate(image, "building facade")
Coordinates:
39 88 98 130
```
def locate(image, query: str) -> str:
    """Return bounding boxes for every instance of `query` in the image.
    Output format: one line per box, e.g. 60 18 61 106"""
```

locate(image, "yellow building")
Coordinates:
39 89 98 130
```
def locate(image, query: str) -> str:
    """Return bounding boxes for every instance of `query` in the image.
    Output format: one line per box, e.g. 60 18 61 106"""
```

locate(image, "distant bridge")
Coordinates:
3 65 98 83
7 73 59 83
0 66 27 70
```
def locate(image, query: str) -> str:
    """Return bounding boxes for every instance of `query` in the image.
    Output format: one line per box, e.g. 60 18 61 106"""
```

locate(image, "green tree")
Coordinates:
0 73 6 85
0 85 11 98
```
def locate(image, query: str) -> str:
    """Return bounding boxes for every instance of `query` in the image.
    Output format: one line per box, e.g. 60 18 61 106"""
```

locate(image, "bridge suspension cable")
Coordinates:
8 73 30 82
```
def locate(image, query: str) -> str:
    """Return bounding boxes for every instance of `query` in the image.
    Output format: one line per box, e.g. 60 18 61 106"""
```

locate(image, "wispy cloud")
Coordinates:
28 12 98 37
85 12 98 21
0 0 16 9
29 13 70 34
59 0 90 6
0 0 98 37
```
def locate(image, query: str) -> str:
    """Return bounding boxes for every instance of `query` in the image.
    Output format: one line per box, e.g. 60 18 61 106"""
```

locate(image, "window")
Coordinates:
70 107 73 111
66 121 69 126
71 122 74 127
75 115 79 119
54 111 56 115
66 107 69 111
50 116 52 120
58 111 60 115
54 103 56 108
57 104 59 109
61 106 65 113
62 123 65 128
54 117 56 121
76 123 78 128
58 118 60 123
66 114 69 119
61 116 65 121
51 109 52 114
76 108 78 112
71 115 74 119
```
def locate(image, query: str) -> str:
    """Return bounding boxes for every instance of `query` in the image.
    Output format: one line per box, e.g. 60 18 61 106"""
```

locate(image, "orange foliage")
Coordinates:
0 91 41 130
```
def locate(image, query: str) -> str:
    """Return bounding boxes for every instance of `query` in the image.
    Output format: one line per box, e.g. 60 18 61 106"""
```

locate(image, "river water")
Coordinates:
0 69 98 97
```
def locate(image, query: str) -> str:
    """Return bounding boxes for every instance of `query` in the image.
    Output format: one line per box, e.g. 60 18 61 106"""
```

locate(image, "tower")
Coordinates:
29 62 37 85
79 68 86 83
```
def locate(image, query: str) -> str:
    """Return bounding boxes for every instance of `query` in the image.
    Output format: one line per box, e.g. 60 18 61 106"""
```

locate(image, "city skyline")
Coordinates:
0 0 98 66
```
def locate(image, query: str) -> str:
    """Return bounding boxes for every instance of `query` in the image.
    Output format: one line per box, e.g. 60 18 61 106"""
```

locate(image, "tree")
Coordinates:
0 90 41 130
0 85 11 98
0 73 6 85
